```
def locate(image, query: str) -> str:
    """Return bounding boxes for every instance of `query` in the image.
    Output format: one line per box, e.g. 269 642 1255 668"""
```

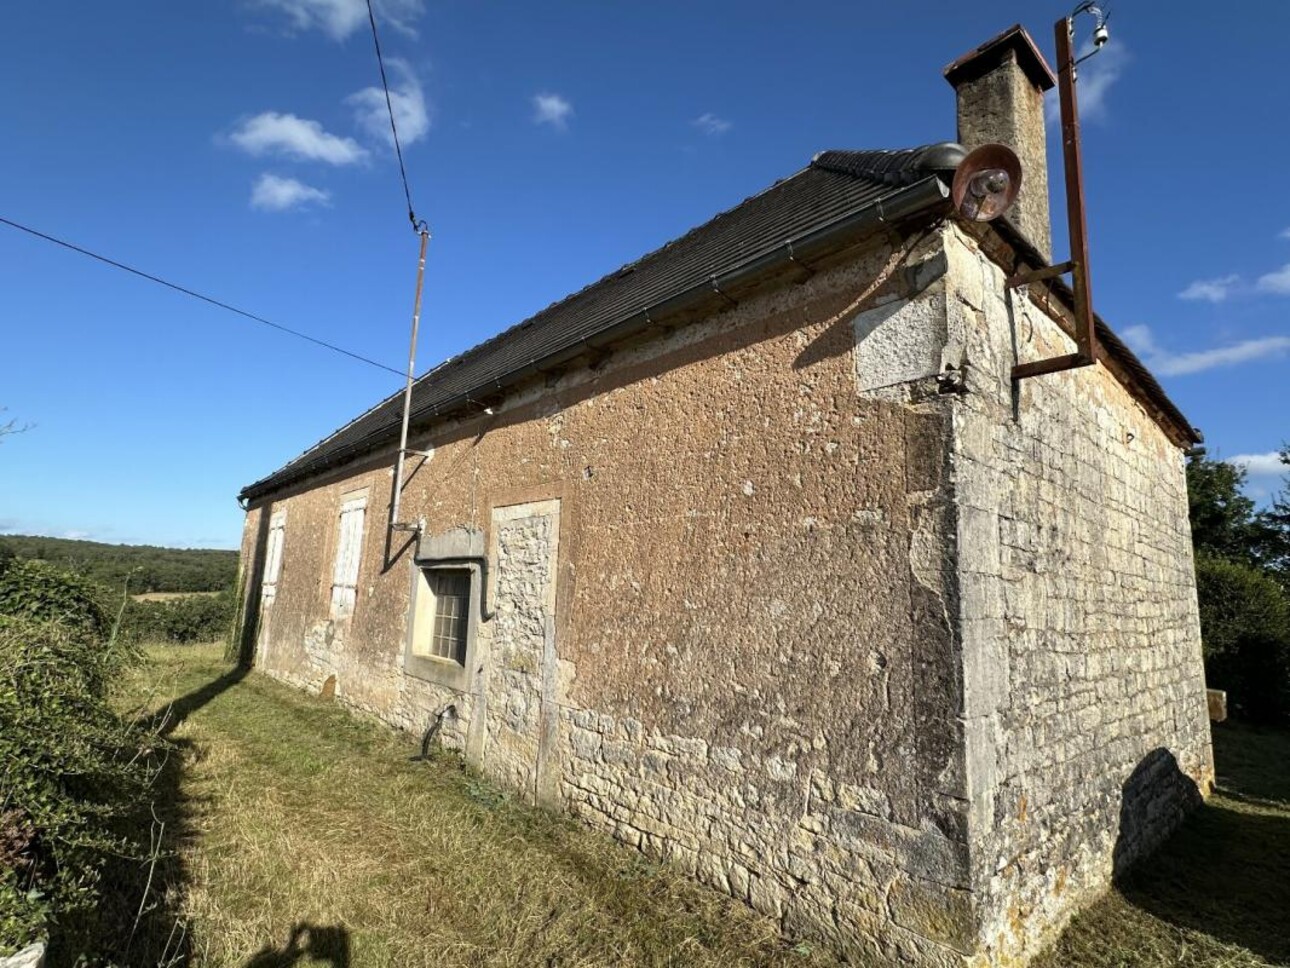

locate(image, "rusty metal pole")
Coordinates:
1055 15 1096 363
1010 15 1099 381
391 228 430 532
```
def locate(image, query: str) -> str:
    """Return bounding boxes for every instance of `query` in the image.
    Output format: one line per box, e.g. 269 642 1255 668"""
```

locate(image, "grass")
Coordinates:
52 645 1290 967
63 643 831 968
1033 722 1290 967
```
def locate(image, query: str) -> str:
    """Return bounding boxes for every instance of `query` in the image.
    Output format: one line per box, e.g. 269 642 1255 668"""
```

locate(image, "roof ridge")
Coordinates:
811 143 966 185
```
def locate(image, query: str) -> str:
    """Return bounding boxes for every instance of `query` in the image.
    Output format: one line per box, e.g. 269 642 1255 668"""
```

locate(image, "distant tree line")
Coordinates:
0 534 236 594
1186 444 1290 722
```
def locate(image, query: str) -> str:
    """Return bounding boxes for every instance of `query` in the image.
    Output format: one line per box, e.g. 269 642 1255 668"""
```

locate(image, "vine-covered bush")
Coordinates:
0 558 112 639
0 558 162 954
0 615 159 954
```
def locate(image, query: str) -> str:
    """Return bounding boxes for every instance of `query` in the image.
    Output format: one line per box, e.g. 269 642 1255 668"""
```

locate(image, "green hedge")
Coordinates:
0 557 167 954
1196 553 1290 723
120 591 235 645
0 616 157 954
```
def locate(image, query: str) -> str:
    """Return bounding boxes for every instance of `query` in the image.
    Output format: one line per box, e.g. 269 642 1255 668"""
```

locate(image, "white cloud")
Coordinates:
1256 263 1290 295
251 173 331 212
532 92 572 129
229 111 368 165
1227 452 1288 478
1121 324 1290 376
347 58 429 147
692 112 732 136
1046 38 1127 124
1278 227 1290 240
1178 274 1240 303
256 0 423 40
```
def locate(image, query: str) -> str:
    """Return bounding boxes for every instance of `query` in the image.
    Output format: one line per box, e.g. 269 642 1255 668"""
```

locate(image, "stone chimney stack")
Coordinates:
944 25 1057 260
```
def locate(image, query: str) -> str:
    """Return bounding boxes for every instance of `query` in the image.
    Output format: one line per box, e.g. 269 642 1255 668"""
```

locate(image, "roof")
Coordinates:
240 141 1199 502
240 145 964 501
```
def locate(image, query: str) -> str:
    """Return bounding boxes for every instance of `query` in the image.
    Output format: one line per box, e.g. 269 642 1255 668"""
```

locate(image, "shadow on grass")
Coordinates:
45 657 250 966
144 665 249 737
243 923 351 967
1113 726 1290 965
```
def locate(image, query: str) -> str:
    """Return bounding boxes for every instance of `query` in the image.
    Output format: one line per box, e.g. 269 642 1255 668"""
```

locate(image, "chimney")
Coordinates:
944 25 1057 260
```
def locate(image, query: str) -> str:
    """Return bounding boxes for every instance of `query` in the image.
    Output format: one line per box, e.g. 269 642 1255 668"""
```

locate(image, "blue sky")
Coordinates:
1 1 1287 549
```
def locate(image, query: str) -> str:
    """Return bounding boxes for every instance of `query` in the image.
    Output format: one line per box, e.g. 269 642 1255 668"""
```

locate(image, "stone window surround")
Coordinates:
403 527 486 693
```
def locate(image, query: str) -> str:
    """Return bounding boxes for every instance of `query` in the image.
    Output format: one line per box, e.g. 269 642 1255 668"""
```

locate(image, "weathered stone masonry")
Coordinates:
943 226 1212 963
238 222 1210 964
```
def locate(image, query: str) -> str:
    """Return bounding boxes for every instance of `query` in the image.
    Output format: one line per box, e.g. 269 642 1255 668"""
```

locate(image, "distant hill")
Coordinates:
0 534 237 594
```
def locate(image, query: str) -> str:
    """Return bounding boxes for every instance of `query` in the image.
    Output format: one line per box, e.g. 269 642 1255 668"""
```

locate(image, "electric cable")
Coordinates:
0 214 405 377
364 0 424 233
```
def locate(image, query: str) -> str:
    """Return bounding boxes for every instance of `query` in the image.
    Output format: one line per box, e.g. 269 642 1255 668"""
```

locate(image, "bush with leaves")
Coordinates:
120 591 234 645
0 562 162 955
0 557 112 639
1195 553 1290 723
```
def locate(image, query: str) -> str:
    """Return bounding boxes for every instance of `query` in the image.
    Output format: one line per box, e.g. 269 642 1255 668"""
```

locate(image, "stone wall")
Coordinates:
236 220 1210 965
238 228 993 965
943 225 1212 964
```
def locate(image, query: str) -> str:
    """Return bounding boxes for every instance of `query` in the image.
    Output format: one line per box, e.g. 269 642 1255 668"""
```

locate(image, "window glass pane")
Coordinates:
413 569 470 664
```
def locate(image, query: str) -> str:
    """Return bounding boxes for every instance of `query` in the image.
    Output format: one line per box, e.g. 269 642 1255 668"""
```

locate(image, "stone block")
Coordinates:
1206 689 1227 723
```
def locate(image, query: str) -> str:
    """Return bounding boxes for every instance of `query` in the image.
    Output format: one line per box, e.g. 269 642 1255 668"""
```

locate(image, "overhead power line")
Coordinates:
0 214 405 377
364 0 424 233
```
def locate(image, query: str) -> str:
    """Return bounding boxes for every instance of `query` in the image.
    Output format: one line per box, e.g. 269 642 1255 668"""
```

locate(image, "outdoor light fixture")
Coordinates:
952 143 1023 222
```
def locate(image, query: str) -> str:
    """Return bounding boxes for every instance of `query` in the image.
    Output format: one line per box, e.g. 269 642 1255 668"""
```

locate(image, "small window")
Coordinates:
412 568 471 664
261 511 286 603
330 492 367 618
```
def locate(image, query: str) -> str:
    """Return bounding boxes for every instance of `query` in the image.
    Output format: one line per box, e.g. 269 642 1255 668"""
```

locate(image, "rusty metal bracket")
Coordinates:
1006 260 1076 289
1012 352 1094 381
1012 15 1098 384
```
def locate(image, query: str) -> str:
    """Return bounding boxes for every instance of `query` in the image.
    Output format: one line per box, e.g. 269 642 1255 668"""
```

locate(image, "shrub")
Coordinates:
1196 553 1290 723
120 590 235 644
0 616 159 954
0 558 112 639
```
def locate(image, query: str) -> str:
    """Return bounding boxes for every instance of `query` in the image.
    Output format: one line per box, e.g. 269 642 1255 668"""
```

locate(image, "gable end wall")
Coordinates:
944 224 1212 964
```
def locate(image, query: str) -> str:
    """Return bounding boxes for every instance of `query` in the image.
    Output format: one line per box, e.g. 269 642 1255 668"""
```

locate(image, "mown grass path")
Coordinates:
102 644 830 968
81 645 1289 967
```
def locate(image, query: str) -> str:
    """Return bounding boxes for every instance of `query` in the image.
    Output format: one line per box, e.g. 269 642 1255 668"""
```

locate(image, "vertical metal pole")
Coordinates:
391 228 430 531
1055 16 1096 362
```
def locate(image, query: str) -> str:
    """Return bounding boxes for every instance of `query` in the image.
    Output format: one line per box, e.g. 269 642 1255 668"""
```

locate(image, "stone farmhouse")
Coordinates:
235 25 1213 967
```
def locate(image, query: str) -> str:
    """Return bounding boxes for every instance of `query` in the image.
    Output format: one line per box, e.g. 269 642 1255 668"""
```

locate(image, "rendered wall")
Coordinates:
942 225 1212 964
236 222 1210 966
238 229 990 966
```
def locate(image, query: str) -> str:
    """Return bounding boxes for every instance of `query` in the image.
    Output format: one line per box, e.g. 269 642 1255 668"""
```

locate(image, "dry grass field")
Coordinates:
51 644 1289 967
